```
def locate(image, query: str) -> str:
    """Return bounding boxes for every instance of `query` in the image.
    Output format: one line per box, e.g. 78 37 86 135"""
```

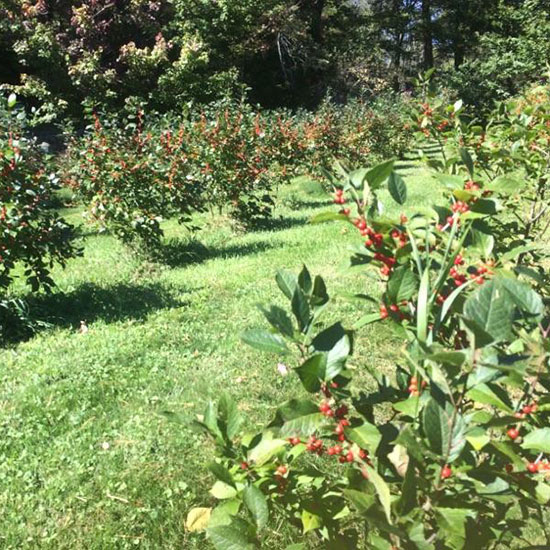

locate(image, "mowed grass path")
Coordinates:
0 163 441 549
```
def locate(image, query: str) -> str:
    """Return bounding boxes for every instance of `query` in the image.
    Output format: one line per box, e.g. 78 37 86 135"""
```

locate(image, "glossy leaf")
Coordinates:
422 398 466 462
241 328 289 354
243 484 268 530
388 172 407 205
366 159 395 189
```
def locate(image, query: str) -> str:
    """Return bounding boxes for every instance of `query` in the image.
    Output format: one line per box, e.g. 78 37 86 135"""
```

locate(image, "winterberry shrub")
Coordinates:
0 94 78 338
187 157 550 549
66 109 203 248
411 72 550 266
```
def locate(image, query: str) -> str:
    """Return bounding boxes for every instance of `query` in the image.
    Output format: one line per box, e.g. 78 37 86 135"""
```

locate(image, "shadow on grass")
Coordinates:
257 215 311 232
156 238 279 268
282 198 333 209
394 162 418 171
1 281 187 346
30 281 186 329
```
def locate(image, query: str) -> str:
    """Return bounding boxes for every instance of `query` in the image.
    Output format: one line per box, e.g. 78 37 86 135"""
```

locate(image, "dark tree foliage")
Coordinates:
0 0 547 117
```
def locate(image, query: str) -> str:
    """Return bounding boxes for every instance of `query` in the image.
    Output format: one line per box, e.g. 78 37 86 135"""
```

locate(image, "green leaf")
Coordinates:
364 464 392 525
388 172 407 205
243 485 268 530
241 329 289 355
298 265 312 294
498 277 544 318
349 167 369 189
208 521 255 550
311 323 351 380
291 286 310 332
311 275 329 306
470 199 499 215
247 435 287 466
461 317 495 348
353 312 381 329
295 354 326 393
343 489 376 512
387 266 417 304
274 399 328 437
203 401 224 442
218 394 243 441
396 459 417 516
393 397 421 417
259 305 294 337
209 463 235 487
434 508 475 550
463 280 514 342
522 428 550 453
422 398 466 462
500 245 537 262
301 510 322 534
459 148 474 177
470 228 494 257
466 384 513 413
465 427 490 451
490 441 524 468
345 422 382 453
366 160 395 189
210 481 238 500
425 351 466 367
434 173 464 190
486 174 525 194
535 482 550 504
276 270 297 300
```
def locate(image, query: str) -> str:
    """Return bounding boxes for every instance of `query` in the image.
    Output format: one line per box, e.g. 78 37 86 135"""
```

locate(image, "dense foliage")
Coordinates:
187 85 550 549
0 94 78 338
1 0 548 118
65 97 413 246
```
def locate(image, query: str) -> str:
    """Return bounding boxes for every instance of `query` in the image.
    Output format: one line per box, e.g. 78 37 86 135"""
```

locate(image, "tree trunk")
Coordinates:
310 0 325 43
453 0 465 68
422 0 434 69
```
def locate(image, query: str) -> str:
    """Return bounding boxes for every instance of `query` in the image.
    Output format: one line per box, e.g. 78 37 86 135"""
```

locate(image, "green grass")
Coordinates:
0 160 498 549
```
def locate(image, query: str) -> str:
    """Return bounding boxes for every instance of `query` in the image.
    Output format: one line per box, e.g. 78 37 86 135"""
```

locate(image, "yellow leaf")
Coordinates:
185 507 212 532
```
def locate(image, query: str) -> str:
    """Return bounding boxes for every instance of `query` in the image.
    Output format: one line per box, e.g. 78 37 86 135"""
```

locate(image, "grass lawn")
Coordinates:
1 160 541 549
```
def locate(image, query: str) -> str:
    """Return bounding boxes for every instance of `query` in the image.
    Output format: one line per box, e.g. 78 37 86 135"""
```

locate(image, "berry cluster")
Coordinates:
407 376 427 397
333 188 346 205
451 200 470 214
514 401 538 419
464 179 480 191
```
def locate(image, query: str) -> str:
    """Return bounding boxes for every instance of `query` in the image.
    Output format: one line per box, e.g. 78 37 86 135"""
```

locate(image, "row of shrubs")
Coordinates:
190 79 550 548
0 93 413 339
62 97 413 246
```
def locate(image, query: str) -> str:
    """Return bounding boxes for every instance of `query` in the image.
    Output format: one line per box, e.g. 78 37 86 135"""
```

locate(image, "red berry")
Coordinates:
507 428 519 440
527 462 539 474
241 462 249 470
276 465 287 476
441 465 452 479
